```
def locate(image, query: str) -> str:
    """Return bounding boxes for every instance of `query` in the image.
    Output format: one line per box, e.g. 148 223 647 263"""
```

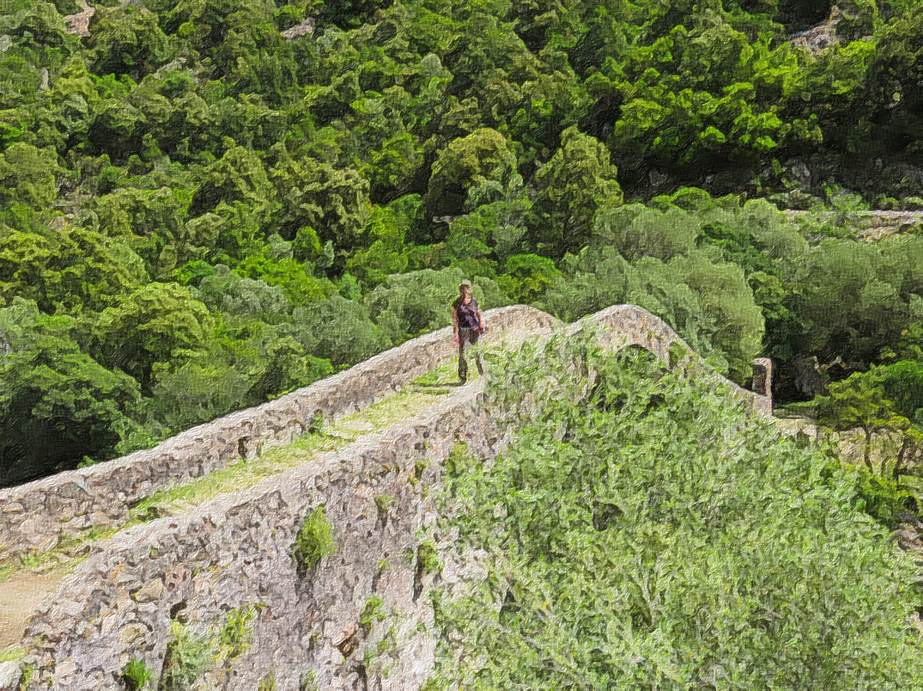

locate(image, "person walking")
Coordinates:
452 280 485 384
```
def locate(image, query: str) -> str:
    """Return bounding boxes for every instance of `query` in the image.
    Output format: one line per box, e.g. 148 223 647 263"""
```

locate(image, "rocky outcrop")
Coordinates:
63 2 95 38
281 18 315 40
788 5 842 55
782 209 923 240
15 305 773 689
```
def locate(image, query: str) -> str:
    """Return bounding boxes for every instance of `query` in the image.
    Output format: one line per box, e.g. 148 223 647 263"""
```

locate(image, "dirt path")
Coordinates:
0 570 67 649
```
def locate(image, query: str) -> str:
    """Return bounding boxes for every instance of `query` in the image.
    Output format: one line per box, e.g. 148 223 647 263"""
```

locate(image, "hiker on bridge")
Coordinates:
452 280 485 384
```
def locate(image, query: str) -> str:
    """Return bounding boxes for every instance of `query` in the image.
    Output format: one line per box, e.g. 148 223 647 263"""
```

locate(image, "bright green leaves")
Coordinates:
269 152 370 250
423 127 519 223
430 336 923 689
0 224 147 313
528 126 622 258
91 282 213 393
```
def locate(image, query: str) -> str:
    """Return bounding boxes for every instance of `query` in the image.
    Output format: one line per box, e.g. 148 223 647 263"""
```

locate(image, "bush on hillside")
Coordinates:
430 333 923 688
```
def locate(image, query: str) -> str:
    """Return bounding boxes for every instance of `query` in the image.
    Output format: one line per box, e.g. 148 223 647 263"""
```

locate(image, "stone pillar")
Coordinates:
751 357 773 407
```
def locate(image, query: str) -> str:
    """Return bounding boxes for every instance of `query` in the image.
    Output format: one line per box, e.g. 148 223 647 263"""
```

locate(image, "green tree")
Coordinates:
497 253 562 304
86 4 173 80
292 295 391 367
0 142 61 220
191 146 279 227
814 370 907 473
0 298 147 485
0 225 147 313
528 126 622 257
270 151 370 249
422 128 519 226
91 282 214 393
593 202 699 262
366 267 509 343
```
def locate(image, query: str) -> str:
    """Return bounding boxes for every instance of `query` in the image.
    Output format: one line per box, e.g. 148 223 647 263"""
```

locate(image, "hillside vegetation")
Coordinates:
429 332 923 688
2 0 923 485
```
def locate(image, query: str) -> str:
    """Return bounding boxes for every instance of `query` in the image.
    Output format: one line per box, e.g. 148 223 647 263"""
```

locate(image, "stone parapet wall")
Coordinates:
0 306 559 562
17 304 773 689
571 305 773 417
23 384 498 691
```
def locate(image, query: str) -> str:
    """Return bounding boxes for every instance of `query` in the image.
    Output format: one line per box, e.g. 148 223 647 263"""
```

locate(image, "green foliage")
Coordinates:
86 5 173 80
542 241 763 382
814 359 923 480
845 462 915 528
270 152 370 249
365 268 509 343
298 671 319 691
431 333 923 688
0 143 61 215
0 298 148 485
360 594 385 631
292 506 336 572
786 236 923 369
91 282 213 392
193 265 290 324
528 126 622 258
417 540 440 575
159 620 214 691
257 672 277 691
0 224 147 313
94 185 199 276
122 658 153 691
291 295 390 367
4 0 923 486
234 252 337 307
496 253 561 304
217 604 257 660
422 128 519 224
665 251 765 382
594 203 698 262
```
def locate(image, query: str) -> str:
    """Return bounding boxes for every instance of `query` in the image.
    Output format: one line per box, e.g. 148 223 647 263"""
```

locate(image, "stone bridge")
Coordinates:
1 304 773 690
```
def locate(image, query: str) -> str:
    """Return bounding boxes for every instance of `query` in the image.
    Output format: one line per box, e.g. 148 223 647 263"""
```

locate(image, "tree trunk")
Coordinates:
863 427 874 473
893 436 911 481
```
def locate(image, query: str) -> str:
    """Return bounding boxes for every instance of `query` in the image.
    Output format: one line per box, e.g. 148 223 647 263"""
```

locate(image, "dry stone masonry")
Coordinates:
0 306 559 562
8 304 773 689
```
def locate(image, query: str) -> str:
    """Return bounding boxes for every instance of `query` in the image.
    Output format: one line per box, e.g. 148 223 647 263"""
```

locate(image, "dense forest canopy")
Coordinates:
1 0 923 485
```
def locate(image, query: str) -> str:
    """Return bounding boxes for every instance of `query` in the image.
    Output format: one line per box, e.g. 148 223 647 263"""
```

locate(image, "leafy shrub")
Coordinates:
365 268 509 343
417 540 440 575
159 621 214 691
257 672 277 691
430 333 923 688
292 506 336 572
291 295 390 367
217 605 257 660
845 462 916 528
122 658 153 691
359 595 385 631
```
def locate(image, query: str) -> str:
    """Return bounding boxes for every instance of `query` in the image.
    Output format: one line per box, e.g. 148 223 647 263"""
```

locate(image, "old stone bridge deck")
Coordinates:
0 304 773 690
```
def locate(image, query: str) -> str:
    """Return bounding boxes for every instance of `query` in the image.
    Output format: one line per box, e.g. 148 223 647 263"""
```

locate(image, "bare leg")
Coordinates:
458 330 468 382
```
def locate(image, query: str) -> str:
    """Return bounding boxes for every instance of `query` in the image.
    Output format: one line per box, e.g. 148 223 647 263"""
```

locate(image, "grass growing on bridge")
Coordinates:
0 363 462 584
128 362 461 517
